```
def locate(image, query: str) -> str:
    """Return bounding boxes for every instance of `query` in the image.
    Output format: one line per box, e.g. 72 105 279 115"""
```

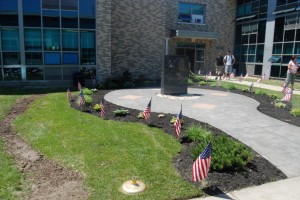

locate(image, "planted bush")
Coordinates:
290 108 300 117
93 103 103 111
188 78 194 85
82 88 93 95
187 125 254 172
255 89 267 95
199 81 206 85
137 112 145 119
274 101 286 109
113 109 129 116
268 93 278 99
222 83 236 90
170 116 184 124
76 95 93 106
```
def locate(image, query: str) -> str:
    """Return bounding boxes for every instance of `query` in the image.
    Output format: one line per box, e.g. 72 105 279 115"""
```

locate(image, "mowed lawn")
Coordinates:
13 92 201 200
0 94 26 200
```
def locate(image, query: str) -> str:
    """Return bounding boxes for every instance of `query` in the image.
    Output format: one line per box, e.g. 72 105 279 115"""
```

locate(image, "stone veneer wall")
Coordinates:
166 0 236 73
110 0 167 80
96 0 112 83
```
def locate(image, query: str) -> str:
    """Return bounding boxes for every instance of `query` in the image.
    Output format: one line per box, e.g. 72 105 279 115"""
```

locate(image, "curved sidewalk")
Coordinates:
105 87 300 178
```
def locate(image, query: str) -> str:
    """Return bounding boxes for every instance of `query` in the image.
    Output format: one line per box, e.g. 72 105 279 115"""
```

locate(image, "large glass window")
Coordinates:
257 21 266 43
63 67 79 80
80 31 95 64
284 29 295 41
63 53 79 64
2 52 20 65
3 68 21 80
294 42 300 54
43 10 60 27
62 30 78 51
274 17 284 42
25 52 43 65
44 52 61 65
44 67 61 80
23 0 41 27
61 11 78 28
256 45 264 62
0 0 18 26
178 2 205 24
283 42 294 54
79 0 95 29
24 29 42 51
61 0 78 10
42 0 59 9
26 67 44 80
1 28 19 51
273 43 283 54
44 29 60 51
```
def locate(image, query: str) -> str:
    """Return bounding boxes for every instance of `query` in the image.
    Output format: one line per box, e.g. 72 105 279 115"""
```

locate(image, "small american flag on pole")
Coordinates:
143 98 152 120
238 74 242 82
174 105 182 137
100 96 105 117
230 72 235 79
249 83 254 93
282 88 293 102
67 88 72 101
192 142 212 182
78 82 82 91
282 83 288 94
256 78 262 83
79 90 85 106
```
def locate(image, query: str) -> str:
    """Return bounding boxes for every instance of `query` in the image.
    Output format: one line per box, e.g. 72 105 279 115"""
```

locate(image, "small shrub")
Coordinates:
268 93 278 99
210 84 216 87
255 89 267 95
242 88 249 92
274 101 286 109
82 88 93 95
290 108 300 117
76 95 93 106
186 125 212 144
188 78 194 85
170 116 184 124
222 83 236 90
189 73 204 82
137 112 145 119
199 81 206 85
93 103 103 111
113 109 129 116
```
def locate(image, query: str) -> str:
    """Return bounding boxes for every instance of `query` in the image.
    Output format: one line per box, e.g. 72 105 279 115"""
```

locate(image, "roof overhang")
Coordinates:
170 30 219 40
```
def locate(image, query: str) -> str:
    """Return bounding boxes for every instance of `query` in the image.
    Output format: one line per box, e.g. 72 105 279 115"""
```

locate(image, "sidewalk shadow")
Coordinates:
202 186 234 199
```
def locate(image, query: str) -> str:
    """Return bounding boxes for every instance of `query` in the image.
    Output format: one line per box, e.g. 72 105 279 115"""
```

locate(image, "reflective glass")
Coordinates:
24 29 42 51
284 29 295 41
2 52 20 65
79 0 95 17
270 65 280 77
26 67 44 80
283 43 294 54
0 14 18 26
1 29 19 51
192 4 204 15
44 52 61 65
62 30 78 51
273 43 282 54
296 29 300 41
62 53 79 64
42 0 59 9
61 11 78 28
3 68 21 80
294 42 300 54
248 45 256 54
44 67 61 80
61 0 78 10
44 29 60 51
63 67 79 80
23 0 41 27
43 10 60 27
254 65 262 75
81 31 95 64
0 0 18 12
25 52 43 65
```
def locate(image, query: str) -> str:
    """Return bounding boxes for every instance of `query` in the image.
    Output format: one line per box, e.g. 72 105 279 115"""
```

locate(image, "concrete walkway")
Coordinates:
104 82 300 199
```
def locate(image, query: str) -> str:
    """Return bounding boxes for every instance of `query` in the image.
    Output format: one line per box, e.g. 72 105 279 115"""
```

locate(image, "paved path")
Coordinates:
105 87 300 178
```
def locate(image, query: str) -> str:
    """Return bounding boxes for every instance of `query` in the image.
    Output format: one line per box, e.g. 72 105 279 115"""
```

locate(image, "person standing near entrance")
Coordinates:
223 50 235 80
215 52 224 80
285 55 299 90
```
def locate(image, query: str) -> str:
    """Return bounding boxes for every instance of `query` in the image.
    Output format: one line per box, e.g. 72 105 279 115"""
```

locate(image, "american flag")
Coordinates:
208 71 212 76
78 82 82 91
67 88 72 101
262 74 265 80
256 78 262 83
174 105 182 137
238 74 242 82
79 90 85 106
205 75 208 82
143 98 152 120
282 88 293 102
192 142 212 182
245 73 248 78
100 97 105 117
230 73 235 79
249 83 254 93
282 83 288 94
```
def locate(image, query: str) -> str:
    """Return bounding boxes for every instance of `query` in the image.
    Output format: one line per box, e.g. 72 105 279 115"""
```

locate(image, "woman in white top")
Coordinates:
285 55 299 90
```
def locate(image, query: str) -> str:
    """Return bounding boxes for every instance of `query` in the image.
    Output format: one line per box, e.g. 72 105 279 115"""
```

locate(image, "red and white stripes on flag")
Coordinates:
282 88 293 102
79 91 85 106
205 75 208 82
174 105 182 137
192 142 212 182
256 78 262 83
143 98 152 120
238 74 242 82
230 73 235 79
78 82 82 91
100 97 105 117
67 88 71 101
282 83 288 94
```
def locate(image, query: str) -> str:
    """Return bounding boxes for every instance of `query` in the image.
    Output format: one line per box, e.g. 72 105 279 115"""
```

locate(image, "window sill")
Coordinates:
177 22 206 26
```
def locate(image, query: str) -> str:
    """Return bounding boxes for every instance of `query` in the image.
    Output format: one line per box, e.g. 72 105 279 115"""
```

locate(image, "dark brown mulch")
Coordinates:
70 84 299 197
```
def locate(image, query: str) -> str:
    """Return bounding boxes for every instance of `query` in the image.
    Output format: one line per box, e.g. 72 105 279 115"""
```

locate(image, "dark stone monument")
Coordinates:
161 55 189 95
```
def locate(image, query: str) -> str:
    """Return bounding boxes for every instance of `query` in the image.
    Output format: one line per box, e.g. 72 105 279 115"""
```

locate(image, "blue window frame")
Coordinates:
63 53 79 64
178 2 205 24
44 52 61 65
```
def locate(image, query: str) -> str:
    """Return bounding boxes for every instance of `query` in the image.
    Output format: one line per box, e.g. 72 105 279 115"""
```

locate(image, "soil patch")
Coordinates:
70 85 295 197
0 95 88 200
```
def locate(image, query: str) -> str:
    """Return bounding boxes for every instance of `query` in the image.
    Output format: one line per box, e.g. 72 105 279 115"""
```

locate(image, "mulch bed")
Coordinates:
70 84 299 197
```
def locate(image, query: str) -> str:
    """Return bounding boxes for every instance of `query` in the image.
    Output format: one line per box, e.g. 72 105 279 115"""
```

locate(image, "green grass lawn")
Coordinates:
0 94 26 200
243 77 300 90
13 93 201 200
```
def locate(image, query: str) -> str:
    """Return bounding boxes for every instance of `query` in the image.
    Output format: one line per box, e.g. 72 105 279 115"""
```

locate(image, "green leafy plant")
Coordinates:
222 83 236 90
170 116 184 124
255 89 267 95
199 81 206 85
113 109 129 116
188 78 194 85
242 88 249 92
268 93 278 99
274 101 286 109
76 95 93 106
93 103 103 111
290 108 300 117
210 83 216 87
186 125 212 144
82 88 93 95
137 112 145 119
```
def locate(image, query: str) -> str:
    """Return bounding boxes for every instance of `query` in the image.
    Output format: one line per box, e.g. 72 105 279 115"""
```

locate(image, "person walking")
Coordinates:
285 55 299 90
223 50 235 80
215 52 224 80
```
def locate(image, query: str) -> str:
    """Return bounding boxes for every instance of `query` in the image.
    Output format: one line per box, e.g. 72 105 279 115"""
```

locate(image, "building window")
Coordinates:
63 53 79 64
2 52 20 65
44 52 61 65
23 0 41 27
44 29 60 51
62 30 78 51
42 0 59 9
0 0 18 26
61 0 78 10
178 2 205 24
44 67 61 80
26 67 44 80
61 11 78 28
24 29 42 51
80 31 95 65
43 10 60 27
3 68 21 80
79 0 95 29
1 28 20 51
25 52 43 65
